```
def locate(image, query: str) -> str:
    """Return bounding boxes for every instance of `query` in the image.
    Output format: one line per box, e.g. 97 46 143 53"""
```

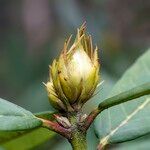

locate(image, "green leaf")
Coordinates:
0 98 42 131
94 49 150 148
0 111 56 150
98 82 150 110
110 134 150 150
1 128 55 150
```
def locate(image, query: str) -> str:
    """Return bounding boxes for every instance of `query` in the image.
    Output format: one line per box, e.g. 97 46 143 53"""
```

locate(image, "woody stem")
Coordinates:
68 111 87 150
40 118 71 139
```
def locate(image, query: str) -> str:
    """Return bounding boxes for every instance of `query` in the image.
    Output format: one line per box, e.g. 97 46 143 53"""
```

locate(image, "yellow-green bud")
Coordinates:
45 23 100 111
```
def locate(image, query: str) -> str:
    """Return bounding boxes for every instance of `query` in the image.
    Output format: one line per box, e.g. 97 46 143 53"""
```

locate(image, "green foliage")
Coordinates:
110 134 150 150
2 128 55 150
0 98 42 131
95 50 150 147
98 82 150 110
0 110 56 150
0 50 150 150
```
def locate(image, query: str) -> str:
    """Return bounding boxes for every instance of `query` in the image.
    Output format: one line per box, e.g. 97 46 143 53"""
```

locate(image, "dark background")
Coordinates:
0 0 149 149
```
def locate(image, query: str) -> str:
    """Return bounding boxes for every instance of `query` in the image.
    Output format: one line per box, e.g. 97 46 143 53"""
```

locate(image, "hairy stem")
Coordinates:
69 131 87 150
67 111 87 150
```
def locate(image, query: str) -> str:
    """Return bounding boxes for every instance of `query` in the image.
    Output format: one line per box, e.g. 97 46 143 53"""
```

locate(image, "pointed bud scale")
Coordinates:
45 23 100 112
54 115 71 128
79 114 88 123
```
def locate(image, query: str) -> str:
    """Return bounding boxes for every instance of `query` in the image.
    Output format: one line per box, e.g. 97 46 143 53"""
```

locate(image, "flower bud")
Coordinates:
79 114 88 123
45 23 100 111
54 114 71 128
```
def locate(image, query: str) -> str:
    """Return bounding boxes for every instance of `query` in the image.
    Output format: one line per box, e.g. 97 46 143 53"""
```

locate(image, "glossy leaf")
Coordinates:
0 111 56 150
94 49 150 147
1 128 55 150
0 98 42 131
98 82 150 110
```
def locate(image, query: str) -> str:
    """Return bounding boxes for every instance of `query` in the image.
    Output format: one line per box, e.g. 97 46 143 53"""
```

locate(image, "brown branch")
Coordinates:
39 118 71 139
84 108 103 130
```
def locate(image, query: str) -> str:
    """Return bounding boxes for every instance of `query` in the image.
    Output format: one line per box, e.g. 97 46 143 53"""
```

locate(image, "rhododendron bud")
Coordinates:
45 23 100 112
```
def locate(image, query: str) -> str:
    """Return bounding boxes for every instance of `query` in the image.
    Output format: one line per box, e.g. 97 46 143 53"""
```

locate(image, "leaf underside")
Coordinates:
94 49 150 147
0 98 56 149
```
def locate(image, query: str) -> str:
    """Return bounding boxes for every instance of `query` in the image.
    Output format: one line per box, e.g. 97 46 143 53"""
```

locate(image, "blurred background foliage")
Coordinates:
0 0 149 149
